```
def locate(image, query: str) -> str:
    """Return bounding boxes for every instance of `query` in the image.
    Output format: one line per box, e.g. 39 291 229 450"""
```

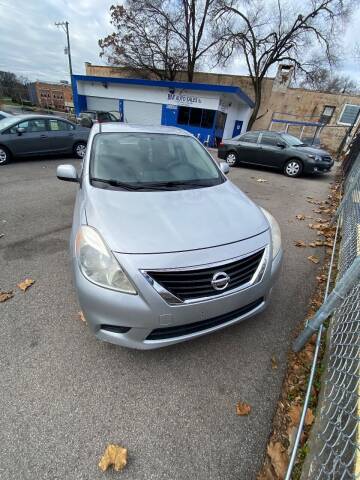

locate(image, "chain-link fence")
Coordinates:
286 134 360 479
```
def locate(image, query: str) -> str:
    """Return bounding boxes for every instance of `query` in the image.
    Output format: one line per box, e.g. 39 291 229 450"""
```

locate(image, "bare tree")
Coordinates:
99 3 186 80
299 66 358 93
99 0 222 82
215 0 351 129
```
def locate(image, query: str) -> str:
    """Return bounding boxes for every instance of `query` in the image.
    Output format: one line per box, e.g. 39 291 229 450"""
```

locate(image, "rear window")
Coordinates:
260 133 279 146
240 132 259 144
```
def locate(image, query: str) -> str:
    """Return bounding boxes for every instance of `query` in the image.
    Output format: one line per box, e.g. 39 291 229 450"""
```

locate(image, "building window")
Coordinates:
320 105 335 125
338 104 360 126
215 111 227 130
178 107 190 125
177 107 215 129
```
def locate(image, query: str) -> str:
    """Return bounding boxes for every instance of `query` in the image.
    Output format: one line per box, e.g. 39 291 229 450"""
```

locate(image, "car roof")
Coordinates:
95 123 191 136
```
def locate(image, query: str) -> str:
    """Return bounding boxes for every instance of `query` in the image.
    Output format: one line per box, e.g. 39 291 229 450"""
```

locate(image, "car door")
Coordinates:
258 132 288 168
233 131 260 164
5 118 49 156
47 118 76 153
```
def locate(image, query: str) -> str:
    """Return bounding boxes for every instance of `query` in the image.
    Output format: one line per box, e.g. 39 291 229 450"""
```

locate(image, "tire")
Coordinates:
283 158 303 177
225 151 240 167
73 142 87 159
0 145 10 166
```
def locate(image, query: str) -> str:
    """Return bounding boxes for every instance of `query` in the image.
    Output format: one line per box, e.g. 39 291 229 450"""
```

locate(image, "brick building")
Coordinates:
83 62 360 153
28 81 73 111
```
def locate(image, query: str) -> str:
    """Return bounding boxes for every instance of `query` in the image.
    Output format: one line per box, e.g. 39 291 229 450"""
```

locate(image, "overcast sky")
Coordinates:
0 0 358 83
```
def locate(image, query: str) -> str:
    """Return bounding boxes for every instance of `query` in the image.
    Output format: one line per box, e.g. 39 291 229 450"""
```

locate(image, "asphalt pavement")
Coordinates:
0 155 335 480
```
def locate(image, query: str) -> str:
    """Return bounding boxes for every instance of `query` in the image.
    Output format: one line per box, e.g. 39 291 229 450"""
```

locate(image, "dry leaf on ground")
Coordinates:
305 408 315 426
295 214 305 220
308 255 320 264
236 401 251 416
288 404 302 426
98 444 128 472
17 278 35 291
294 240 307 247
271 356 278 369
78 311 86 322
0 291 14 303
267 441 288 479
257 178 268 183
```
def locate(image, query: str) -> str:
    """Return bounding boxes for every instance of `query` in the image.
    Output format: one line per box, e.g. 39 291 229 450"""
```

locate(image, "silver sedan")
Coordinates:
57 123 282 349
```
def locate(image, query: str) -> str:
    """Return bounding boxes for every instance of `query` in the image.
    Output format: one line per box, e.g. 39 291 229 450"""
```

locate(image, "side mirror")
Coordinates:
219 161 230 174
17 127 25 135
277 142 286 149
57 164 78 183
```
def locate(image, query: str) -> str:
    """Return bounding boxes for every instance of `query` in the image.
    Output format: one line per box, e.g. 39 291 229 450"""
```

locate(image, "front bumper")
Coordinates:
303 159 334 174
74 234 282 349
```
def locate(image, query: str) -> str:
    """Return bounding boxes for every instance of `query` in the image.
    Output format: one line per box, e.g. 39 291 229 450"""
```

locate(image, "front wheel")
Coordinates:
0 146 11 166
283 159 303 177
225 151 240 167
74 142 87 159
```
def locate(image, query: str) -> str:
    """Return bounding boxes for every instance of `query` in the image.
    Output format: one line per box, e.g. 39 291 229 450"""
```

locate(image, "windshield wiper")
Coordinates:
293 143 308 147
150 180 209 188
91 178 174 191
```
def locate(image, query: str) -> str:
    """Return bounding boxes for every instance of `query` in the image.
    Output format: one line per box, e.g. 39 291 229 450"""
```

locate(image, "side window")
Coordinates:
48 119 72 131
240 132 259 144
10 119 46 133
260 133 279 146
98 112 111 122
109 113 118 121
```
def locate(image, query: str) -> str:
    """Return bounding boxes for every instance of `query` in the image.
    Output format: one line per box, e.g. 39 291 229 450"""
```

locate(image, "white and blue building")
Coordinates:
72 75 254 147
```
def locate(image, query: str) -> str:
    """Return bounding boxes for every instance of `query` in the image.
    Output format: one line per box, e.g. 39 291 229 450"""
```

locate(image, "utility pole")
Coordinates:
55 21 74 111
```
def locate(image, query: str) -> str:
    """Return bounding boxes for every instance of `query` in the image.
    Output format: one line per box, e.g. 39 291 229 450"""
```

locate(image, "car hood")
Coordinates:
84 180 268 254
293 145 330 156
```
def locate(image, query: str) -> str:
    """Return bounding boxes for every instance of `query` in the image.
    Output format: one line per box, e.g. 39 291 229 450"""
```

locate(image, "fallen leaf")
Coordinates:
0 291 14 303
267 441 288 479
236 401 251 416
308 255 320 264
288 404 302 426
257 178 268 183
0 233 4 239
287 425 297 455
98 444 127 472
17 278 35 291
295 214 305 220
78 311 86 322
294 240 307 247
305 408 315 426
271 356 278 369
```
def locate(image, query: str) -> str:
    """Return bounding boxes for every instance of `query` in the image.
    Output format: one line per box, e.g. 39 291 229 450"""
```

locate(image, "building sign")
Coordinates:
167 90 203 107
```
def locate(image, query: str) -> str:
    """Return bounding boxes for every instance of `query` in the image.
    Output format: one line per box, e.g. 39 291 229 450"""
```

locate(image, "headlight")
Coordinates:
308 154 322 162
261 208 282 258
75 226 137 294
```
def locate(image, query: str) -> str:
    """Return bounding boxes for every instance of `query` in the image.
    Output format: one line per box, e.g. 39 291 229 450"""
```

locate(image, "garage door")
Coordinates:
123 100 162 125
86 96 119 111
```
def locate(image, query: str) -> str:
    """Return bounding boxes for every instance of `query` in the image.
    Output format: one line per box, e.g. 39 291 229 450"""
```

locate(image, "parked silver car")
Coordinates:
57 123 282 349
0 114 89 165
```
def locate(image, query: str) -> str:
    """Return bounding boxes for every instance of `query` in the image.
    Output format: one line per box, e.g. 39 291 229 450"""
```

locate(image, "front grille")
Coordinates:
146 297 264 340
147 249 264 301
322 156 332 163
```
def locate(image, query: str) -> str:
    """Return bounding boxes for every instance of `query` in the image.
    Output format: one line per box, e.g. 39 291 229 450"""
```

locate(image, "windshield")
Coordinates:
281 133 306 146
90 133 224 190
0 117 17 130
